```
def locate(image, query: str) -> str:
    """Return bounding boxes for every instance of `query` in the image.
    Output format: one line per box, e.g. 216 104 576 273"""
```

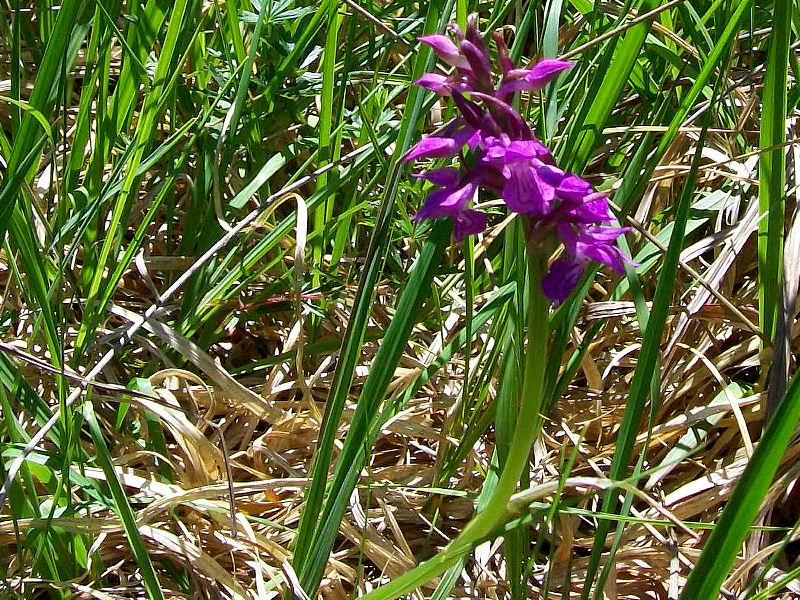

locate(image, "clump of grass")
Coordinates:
1 2 799 600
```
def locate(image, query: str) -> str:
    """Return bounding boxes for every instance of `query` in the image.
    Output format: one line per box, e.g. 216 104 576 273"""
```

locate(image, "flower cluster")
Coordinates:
406 15 631 302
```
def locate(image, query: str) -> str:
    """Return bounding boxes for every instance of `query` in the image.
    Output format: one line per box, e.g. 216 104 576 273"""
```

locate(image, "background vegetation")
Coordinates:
0 0 799 598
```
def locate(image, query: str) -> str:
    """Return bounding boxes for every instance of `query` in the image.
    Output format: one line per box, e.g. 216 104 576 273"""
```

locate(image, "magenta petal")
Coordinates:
435 181 476 212
465 127 484 150
560 225 632 273
498 59 573 96
415 73 452 95
404 135 462 162
541 258 585 303
418 34 470 69
566 195 612 223
448 22 465 42
501 164 552 215
582 225 630 243
520 139 552 160
412 167 461 187
503 140 552 163
496 79 530 96
414 182 476 220
527 59 574 84
500 164 535 212
453 209 488 240
555 173 593 201
482 137 551 167
535 164 567 187
460 39 491 82
579 244 629 273
464 13 483 47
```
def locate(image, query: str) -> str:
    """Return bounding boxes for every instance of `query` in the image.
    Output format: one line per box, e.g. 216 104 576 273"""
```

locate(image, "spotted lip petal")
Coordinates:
500 162 556 216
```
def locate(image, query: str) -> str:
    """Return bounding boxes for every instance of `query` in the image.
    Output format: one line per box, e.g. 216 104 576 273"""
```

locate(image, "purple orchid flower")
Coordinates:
497 59 575 97
404 125 479 162
538 224 633 302
541 257 586 303
418 34 470 69
406 14 633 302
412 170 487 241
415 73 453 96
557 224 632 274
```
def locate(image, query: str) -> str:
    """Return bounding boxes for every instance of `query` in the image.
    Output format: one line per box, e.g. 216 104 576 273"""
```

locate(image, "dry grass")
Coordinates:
2 3 800 600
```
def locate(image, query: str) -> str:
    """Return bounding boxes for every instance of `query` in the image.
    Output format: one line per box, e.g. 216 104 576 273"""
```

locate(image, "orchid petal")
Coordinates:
453 209 488 240
541 258 585 303
418 34 469 69
404 129 472 162
565 195 612 223
558 224 632 272
415 73 452 95
501 164 553 215
414 181 477 220
498 59 574 96
412 168 461 187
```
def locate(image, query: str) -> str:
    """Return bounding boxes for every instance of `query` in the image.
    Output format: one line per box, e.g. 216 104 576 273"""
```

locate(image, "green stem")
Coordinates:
473 246 549 533
358 243 550 600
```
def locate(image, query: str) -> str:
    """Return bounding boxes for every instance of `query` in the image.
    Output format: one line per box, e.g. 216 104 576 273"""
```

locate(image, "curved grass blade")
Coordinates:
678 367 800 600
83 402 165 600
291 1 450 582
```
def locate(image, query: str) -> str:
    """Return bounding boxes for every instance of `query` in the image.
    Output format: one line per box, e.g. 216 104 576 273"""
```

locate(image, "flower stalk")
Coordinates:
359 243 551 600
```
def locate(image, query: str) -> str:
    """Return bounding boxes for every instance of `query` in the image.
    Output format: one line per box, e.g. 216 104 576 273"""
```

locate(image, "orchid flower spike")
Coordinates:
407 14 633 302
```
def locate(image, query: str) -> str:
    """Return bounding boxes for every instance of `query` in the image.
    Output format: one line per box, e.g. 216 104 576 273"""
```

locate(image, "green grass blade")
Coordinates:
75 0 197 358
583 115 712 600
297 219 452 595
0 0 84 233
83 402 165 600
678 369 800 600
759 0 792 415
563 0 663 173
291 1 450 578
